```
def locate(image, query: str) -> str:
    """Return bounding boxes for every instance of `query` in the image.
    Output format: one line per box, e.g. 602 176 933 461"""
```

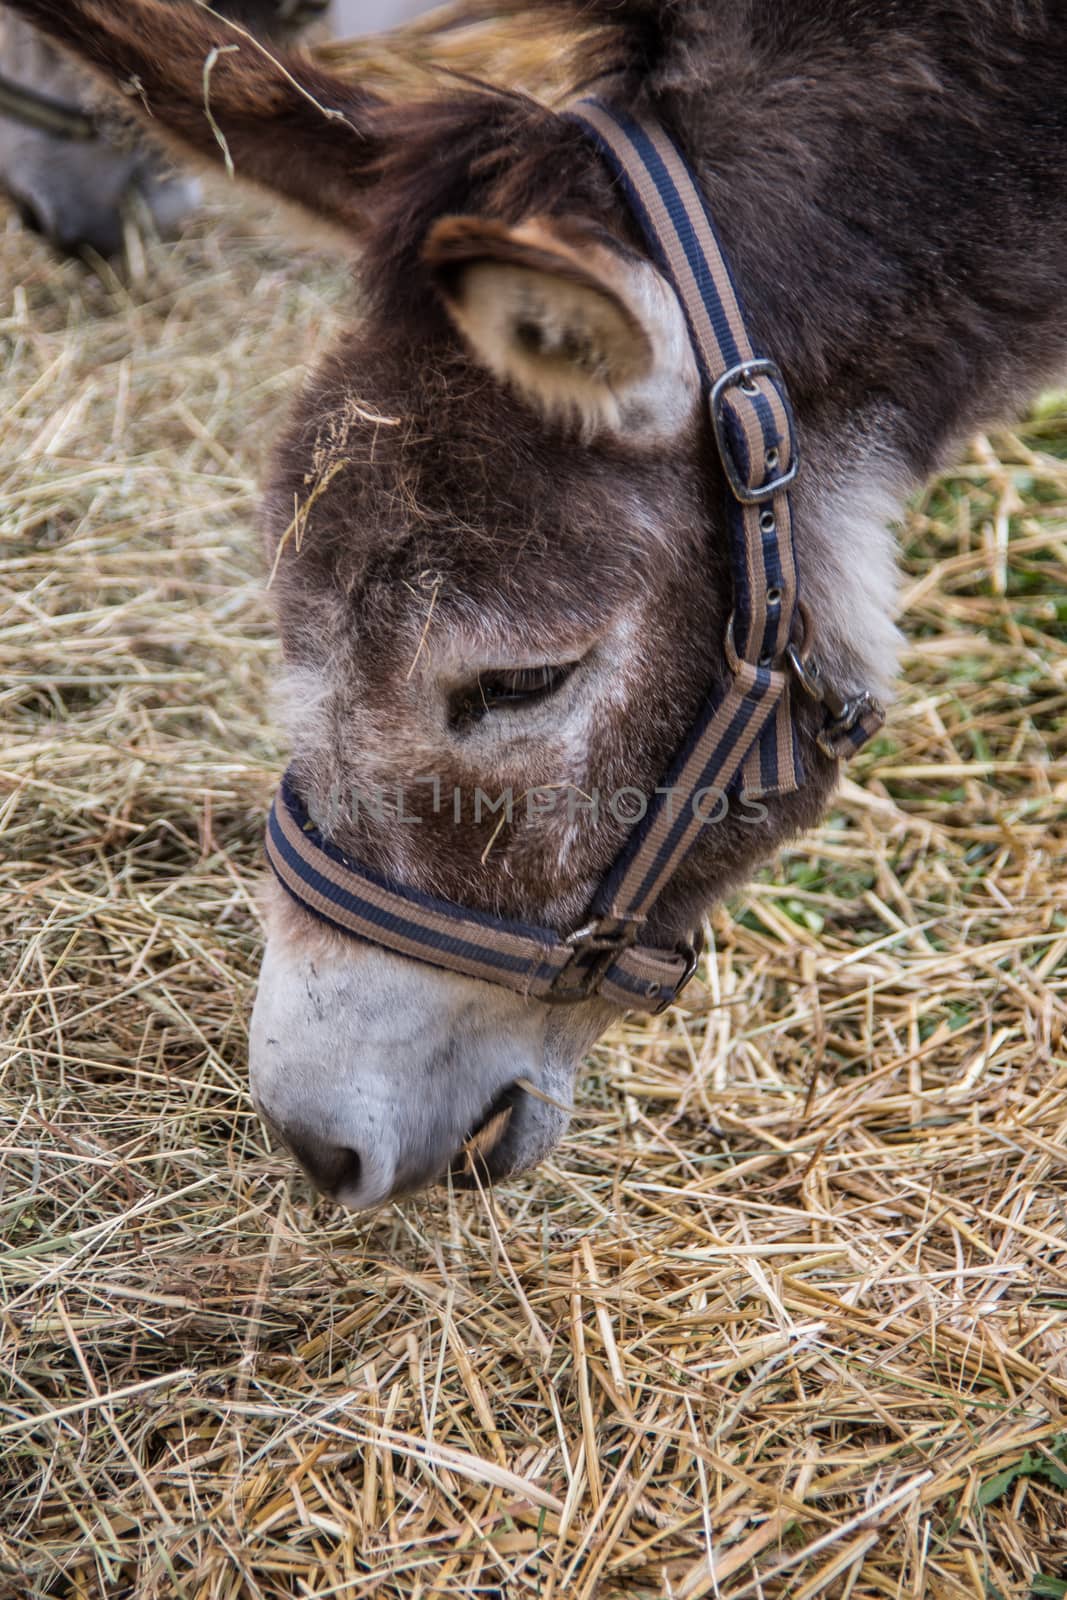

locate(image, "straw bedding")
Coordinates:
2 14 1067 1597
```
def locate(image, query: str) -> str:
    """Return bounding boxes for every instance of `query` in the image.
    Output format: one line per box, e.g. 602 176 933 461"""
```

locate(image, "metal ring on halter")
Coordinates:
785 602 884 756
724 600 812 677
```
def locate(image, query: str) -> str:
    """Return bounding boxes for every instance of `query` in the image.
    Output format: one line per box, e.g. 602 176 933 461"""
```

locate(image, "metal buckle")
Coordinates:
785 639 883 759
546 923 704 1011
544 918 641 1005
709 359 800 504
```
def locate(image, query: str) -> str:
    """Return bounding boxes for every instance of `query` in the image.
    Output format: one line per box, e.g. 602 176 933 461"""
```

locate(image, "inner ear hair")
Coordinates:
424 215 655 399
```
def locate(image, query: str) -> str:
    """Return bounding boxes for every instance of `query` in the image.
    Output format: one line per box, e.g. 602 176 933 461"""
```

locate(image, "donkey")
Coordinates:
7 0 1066 1207
0 0 330 257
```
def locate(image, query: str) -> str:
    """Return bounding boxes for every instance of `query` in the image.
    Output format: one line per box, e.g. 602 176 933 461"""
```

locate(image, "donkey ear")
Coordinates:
0 0 379 235
423 216 700 438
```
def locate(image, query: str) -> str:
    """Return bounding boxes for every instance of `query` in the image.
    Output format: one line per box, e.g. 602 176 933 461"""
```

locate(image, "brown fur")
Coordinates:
10 0 1067 1200
5 0 1066 944
3 0 371 229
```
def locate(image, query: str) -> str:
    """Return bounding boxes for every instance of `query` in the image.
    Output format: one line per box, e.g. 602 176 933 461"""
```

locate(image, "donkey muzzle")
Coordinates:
248 921 590 1209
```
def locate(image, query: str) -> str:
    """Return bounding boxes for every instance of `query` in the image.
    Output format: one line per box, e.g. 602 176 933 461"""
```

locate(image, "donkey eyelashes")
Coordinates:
448 661 580 731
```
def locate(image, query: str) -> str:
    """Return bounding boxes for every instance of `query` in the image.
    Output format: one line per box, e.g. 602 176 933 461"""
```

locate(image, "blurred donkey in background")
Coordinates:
0 0 341 257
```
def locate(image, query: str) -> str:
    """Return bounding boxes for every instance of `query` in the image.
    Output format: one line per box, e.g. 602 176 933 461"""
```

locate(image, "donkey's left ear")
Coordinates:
423 216 699 439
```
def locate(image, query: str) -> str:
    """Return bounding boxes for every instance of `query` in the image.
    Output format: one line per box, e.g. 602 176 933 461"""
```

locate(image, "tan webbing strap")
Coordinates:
266 779 695 1011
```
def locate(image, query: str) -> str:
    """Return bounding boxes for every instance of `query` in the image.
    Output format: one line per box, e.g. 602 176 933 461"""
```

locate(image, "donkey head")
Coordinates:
6 0 901 1206
251 76 883 1205
0 0 330 258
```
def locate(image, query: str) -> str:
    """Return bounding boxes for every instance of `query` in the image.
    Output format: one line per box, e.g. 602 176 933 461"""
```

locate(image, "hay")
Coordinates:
2 111 1067 1600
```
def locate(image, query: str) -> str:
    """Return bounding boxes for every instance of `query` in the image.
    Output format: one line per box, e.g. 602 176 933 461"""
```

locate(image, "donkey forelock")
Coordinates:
7 0 1067 1205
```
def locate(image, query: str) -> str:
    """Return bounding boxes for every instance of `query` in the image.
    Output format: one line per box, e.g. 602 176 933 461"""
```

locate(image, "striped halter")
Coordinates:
265 101 884 1014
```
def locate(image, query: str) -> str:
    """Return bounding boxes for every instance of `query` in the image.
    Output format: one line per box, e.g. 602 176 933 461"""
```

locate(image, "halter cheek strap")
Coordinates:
265 101 885 1014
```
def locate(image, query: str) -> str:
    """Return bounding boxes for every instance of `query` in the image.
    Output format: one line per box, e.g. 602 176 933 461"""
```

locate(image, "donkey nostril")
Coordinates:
287 1134 362 1198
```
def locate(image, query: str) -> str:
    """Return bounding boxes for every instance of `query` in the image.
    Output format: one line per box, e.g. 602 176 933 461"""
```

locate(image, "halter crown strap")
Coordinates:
565 100 884 933
265 103 884 1014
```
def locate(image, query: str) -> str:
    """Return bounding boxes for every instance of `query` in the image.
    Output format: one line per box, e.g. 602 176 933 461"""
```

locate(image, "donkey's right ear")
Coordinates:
0 0 381 235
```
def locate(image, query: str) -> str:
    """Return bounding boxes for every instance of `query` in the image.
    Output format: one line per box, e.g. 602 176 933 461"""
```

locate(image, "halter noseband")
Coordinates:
266 101 884 1014
0 70 97 141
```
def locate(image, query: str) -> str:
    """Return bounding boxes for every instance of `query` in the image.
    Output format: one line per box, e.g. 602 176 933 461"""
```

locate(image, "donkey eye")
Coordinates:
449 662 579 730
